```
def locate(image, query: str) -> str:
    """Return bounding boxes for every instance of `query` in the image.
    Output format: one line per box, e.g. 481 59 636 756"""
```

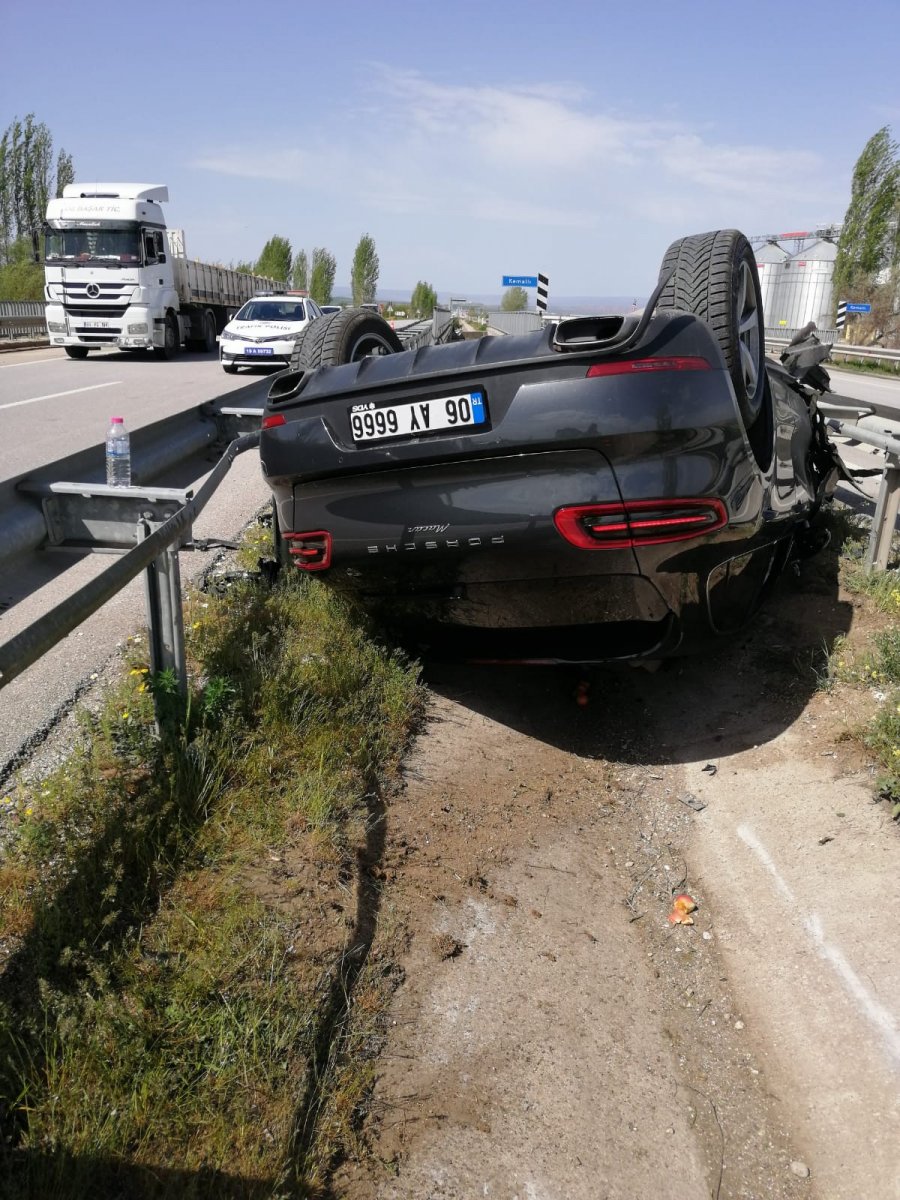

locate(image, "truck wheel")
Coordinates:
656 229 765 430
201 311 217 353
64 346 89 360
154 314 179 360
290 308 402 371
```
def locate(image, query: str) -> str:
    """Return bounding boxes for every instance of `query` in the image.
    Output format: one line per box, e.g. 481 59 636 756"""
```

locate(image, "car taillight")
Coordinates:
261 413 286 429
282 530 332 570
586 356 711 377
554 499 727 549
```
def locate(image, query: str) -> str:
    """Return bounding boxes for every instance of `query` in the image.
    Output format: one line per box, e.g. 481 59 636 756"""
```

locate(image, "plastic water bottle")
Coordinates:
106 416 131 487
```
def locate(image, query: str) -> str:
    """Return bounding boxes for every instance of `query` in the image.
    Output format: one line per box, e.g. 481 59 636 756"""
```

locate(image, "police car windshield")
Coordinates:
236 300 305 322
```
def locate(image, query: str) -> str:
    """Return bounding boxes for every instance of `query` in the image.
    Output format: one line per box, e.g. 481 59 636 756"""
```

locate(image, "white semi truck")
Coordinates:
43 183 286 359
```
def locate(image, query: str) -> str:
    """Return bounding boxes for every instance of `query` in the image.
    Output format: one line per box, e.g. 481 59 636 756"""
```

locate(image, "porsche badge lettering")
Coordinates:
366 535 505 554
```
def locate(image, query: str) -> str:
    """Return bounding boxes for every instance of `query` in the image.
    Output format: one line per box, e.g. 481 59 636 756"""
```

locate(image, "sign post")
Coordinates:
500 274 550 314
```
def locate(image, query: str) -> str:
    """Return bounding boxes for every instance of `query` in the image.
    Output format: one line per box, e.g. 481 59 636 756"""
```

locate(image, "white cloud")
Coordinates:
188 67 839 292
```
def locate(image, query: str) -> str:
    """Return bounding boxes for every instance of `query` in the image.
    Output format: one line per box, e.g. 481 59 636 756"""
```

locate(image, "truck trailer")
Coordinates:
43 183 286 359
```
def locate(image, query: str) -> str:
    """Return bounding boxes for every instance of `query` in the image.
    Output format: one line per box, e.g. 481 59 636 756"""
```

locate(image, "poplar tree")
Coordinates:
350 234 379 306
309 247 337 305
410 280 437 317
292 248 308 290
255 235 292 283
834 126 900 305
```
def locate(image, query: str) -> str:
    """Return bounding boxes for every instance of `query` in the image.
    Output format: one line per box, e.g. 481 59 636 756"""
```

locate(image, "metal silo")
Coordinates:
773 239 837 331
755 240 789 326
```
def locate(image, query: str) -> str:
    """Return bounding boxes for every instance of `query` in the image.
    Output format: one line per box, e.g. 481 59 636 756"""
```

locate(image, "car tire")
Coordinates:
154 313 179 360
222 358 238 374
656 229 765 430
290 308 402 371
64 346 89 359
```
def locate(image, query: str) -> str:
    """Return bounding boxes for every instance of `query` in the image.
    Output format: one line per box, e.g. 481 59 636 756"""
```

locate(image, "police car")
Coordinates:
219 292 323 373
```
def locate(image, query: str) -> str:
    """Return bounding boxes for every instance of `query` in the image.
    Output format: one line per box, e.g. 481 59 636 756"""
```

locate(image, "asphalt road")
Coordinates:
0 344 269 480
0 346 279 779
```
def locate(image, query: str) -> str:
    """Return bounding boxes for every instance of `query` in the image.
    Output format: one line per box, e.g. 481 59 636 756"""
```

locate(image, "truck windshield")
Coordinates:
45 225 143 265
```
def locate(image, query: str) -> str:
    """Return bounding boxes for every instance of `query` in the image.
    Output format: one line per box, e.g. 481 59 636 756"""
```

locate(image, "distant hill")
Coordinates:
339 287 647 316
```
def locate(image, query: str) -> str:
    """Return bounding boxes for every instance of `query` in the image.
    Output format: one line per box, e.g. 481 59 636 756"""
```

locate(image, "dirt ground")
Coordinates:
333 553 900 1199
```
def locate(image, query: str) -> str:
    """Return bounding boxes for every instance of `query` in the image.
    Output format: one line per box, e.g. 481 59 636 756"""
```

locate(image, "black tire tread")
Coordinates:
291 309 402 370
657 229 764 429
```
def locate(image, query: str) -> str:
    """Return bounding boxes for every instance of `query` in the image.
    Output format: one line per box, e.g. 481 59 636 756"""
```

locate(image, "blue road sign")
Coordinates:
845 302 872 313
502 275 538 288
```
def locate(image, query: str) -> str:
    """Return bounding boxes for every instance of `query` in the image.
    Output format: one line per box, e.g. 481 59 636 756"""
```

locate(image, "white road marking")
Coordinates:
737 823 900 1069
0 356 63 368
0 381 122 411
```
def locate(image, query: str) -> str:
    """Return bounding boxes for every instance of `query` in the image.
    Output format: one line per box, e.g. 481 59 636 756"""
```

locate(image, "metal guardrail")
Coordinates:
824 410 900 569
765 330 900 368
0 400 264 716
0 300 47 342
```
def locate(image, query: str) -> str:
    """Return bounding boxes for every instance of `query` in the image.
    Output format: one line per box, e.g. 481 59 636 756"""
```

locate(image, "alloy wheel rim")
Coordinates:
736 258 761 396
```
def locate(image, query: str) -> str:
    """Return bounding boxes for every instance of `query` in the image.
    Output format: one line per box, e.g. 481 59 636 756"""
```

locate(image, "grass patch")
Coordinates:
0 572 423 1197
818 505 900 815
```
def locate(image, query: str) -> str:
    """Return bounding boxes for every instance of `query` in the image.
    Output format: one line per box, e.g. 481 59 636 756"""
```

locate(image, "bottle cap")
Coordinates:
110 416 124 424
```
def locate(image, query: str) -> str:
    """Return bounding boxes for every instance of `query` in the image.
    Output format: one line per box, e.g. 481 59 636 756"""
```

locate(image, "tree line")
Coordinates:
0 114 74 299
0 113 441 313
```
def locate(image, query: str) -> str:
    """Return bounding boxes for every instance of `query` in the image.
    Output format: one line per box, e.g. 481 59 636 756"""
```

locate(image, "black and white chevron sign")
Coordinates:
835 300 847 329
536 272 549 313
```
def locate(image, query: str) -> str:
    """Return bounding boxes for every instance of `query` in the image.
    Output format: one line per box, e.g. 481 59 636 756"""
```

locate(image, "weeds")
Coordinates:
820 504 900 814
0 571 423 1197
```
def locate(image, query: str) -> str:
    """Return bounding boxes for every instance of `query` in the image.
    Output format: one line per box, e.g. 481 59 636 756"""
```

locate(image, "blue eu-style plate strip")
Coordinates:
470 390 486 424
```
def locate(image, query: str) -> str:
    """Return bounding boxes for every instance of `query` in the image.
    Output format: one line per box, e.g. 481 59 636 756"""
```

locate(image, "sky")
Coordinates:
3 0 899 304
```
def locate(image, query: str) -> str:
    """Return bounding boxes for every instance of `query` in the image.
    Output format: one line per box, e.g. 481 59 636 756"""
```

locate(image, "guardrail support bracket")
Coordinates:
867 460 900 572
139 520 187 703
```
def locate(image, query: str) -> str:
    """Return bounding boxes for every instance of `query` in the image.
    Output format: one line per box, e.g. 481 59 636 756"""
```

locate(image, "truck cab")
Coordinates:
44 183 179 358
44 182 285 360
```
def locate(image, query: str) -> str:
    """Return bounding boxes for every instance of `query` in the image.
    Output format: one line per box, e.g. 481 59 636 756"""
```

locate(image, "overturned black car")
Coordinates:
260 230 839 664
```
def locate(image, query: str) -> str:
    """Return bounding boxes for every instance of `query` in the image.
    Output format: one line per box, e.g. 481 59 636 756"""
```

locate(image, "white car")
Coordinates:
219 294 323 373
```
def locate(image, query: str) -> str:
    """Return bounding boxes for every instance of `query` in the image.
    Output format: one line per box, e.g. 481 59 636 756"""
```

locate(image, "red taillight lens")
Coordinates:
282 530 332 570
586 356 711 378
554 499 726 549
262 413 286 429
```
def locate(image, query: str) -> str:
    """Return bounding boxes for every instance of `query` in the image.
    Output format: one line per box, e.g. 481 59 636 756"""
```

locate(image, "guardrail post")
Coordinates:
867 459 900 571
138 520 187 702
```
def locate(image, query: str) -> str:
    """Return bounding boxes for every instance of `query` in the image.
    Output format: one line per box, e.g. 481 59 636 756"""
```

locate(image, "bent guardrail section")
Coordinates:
824 412 900 570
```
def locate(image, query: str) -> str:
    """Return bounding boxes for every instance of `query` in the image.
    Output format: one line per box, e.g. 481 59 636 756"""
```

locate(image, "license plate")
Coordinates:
82 320 110 328
349 390 486 443
245 346 274 356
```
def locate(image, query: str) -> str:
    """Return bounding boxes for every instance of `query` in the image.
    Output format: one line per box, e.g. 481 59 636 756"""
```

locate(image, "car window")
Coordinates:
236 301 306 322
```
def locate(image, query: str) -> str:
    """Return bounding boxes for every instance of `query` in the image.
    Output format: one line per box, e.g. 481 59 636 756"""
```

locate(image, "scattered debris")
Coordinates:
677 792 708 812
702 763 718 776
432 933 464 961
818 835 835 845
667 893 698 925
790 1161 811 1179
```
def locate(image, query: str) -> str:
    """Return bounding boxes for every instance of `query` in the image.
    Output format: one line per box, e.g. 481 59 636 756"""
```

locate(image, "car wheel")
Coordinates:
290 308 403 371
154 313 179 359
222 358 238 374
64 346 89 359
657 229 765 430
